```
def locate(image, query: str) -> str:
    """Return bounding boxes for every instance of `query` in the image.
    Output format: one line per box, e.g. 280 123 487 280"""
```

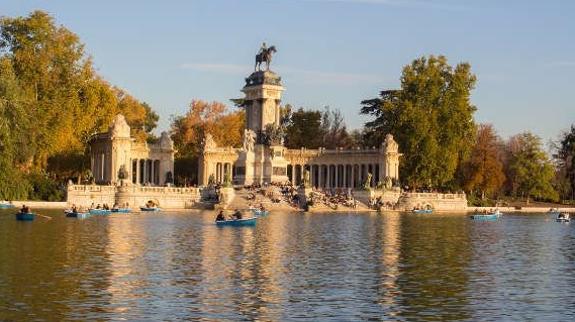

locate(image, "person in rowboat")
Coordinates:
233 209 243 220
215 210 225 222
20 204 30 213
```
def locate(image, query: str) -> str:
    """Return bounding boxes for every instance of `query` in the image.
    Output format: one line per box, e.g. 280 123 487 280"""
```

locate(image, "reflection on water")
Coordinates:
1 210 574 320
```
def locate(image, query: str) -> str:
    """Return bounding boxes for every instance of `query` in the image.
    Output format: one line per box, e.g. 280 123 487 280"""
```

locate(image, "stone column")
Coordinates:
151 160 155 186
343 165 347 188
335 165 339 188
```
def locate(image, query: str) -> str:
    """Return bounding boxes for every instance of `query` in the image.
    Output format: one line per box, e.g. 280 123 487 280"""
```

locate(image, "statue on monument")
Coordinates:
363 172 373 190
255 42 277 72
203 133 217 150
302 169 311 188
243 129 256 151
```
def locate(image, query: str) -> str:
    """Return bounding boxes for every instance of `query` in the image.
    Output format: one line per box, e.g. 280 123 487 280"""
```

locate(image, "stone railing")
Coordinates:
397 192 468 211
67 184 201 209
67 185 117 193
401 192 467 200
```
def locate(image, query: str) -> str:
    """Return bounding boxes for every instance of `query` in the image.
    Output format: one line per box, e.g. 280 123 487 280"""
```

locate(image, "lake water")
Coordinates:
1 209 574 321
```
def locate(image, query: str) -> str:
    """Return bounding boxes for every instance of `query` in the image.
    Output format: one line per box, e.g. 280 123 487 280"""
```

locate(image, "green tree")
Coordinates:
462 124 505 199
554 124 575 200
0 11 159 199
506 132 558 202
284 108 323 149
0 57 31 199
361 55 477 190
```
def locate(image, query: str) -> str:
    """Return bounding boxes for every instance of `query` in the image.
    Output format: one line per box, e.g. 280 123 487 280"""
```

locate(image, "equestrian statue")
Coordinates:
255 42 277 72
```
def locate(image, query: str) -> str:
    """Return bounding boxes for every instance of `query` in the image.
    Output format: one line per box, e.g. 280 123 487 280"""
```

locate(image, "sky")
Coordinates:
3 0 574 145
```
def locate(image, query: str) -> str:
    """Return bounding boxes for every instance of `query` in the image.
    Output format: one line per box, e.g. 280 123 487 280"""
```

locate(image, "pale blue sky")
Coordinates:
3 0 574 144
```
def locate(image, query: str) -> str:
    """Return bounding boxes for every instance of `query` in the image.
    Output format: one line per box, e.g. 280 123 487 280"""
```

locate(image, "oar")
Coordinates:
35 213 52 220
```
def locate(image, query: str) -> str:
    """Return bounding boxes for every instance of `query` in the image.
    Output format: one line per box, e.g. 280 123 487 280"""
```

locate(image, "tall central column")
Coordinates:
238 69 287 185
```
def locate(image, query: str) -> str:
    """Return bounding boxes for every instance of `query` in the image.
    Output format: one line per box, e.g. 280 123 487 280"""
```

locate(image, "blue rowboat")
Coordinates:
89 208 112 215
0 203 15 209
64 210 90 219
140 207 161 212
216 217 257 227
15 212 35 221
413 209 433 214
470 211 502 221
252 209 269 217
111 208 132 213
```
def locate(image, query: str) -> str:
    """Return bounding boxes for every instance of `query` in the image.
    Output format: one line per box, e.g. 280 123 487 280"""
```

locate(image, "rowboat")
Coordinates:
0 202 15 209
88 208 112 215
470 210 502 221
64 210 91 219
556 212 570 223
15 212 35 221
413 209 433 214
216 217 257 227
111 208 132 213
252 209 269 217
140 207 161 212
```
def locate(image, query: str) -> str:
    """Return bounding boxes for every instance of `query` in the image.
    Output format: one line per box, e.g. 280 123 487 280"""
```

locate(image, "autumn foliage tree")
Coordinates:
170 100 244 184
462 124 505 199
0 11 158 199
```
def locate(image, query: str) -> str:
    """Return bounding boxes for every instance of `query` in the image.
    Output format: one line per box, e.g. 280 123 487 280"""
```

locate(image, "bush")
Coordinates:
26 172 65 201
467 194 496 207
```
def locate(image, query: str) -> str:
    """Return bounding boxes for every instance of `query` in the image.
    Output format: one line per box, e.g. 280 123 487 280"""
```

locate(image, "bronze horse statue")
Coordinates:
255 46 277 71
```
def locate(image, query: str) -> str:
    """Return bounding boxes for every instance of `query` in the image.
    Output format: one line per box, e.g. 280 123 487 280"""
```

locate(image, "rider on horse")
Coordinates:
259 42 267 57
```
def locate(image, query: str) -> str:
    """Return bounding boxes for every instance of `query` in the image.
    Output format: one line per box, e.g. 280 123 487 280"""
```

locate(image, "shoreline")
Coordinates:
5 201 575 214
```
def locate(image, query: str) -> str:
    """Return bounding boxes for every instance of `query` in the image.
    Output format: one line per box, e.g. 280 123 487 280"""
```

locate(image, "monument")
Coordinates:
198 44 401 190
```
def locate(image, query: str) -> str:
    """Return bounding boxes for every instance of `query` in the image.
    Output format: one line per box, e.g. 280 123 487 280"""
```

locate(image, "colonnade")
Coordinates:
132 159 162 185
287 163 388 189
214 162 234 183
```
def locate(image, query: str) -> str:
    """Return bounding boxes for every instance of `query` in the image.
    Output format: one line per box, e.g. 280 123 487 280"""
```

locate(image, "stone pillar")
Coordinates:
335 165 339 188
151 160 155 186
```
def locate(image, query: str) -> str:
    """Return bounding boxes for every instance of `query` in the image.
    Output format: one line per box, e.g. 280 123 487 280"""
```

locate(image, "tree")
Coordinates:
170 100 244 184
361 55 477 190
462 124 505 199
284 108 323 149
320 107 355 149
506 132 558 202
554 124 575 200
0 11 159 199
0 57 31 199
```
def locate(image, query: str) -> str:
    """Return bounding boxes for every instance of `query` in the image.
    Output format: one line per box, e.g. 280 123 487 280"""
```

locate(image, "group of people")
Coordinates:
215 209 243 222
90 203 112 210
20 204 31 213
215 203 266 222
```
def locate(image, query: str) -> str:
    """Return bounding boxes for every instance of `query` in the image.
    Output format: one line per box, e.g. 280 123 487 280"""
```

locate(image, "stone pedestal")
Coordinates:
353 189 374 208
298 186 314 210
218 187 235 208
235 149 256 186
263 145 289 184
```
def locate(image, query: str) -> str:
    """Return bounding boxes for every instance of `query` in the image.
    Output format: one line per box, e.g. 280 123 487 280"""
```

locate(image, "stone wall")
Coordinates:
397 192 467 211
66 185 116 207
67 184 201 209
